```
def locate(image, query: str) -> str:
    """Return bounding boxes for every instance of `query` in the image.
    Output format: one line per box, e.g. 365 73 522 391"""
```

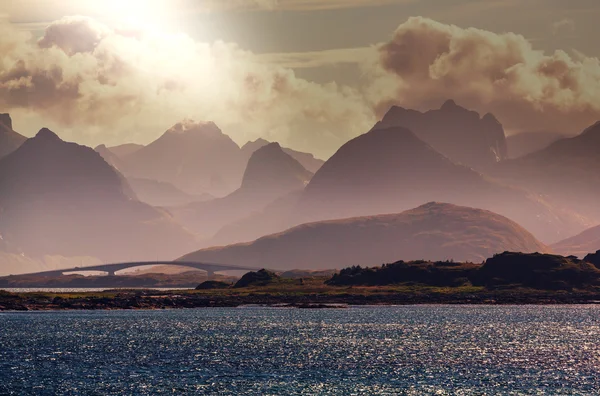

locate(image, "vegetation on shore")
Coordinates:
3 251 600 311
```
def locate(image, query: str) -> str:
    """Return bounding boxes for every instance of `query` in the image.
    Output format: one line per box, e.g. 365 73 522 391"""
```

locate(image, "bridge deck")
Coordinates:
18 261 266 277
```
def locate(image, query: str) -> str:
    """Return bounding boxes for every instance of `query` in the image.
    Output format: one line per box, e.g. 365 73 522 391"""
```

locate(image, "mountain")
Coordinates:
170 143 312 238
241 138 325 173
120 120 246 197
491 121 600 222
552 225 600 258
127 178 213 207
506 131 568 159
179 202 548 270
241 143 313 192
95 144 211 206
297 124 582 244
0 129 198 262
107 143 144 157
0 113 27 158
95 144 125 171
379 100 507 170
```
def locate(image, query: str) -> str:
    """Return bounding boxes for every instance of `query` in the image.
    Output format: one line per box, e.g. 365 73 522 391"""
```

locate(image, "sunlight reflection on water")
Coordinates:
1 305 599 394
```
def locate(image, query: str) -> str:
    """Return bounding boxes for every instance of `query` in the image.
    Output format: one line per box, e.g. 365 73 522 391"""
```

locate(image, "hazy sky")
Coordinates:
1 0 600 157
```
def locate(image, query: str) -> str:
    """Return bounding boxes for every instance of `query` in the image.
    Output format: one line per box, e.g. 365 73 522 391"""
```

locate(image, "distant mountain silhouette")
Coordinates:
206 124 583 246
95 144 125 171
379 100 507 170
107 143 144 157
0 113 26 158
180 203 548 270
552 224 600 258
506 131 568 159
120 120 246 197
0 129 197 262
95 144 212 207
127 178 213 207
298 124 582 243
171 143 312 238
241 138 325 173
492 121 600 222
241 143 313 192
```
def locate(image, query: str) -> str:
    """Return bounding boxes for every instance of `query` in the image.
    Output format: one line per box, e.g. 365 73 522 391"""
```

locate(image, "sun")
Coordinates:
83 0 175 32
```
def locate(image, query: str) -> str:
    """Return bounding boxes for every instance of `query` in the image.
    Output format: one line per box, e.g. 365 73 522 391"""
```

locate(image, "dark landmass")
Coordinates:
328 252 600 291
0 272 230 289
4 252 600 310
195 280 232 290
233 269 281 288
3 283 600 311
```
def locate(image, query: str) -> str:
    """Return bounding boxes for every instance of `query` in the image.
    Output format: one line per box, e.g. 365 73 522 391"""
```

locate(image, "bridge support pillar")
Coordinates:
206 270 215 279
106 270 116 276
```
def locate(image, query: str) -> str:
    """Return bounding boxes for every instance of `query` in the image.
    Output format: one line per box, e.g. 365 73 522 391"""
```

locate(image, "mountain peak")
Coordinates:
482 112 501 125
241 138 270 151
241 141 312 191
0 114 12 130
35 128 62 142
580 120 600 138
166 120 221 136
377 101 507 169
440 99 459 110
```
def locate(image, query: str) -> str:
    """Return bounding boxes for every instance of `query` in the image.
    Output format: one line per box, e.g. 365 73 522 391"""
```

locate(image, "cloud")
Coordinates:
256 47 375 68
0 16 375 157
199 0 412 12
552 18 576 36
3 14 600 158
373 17 600 135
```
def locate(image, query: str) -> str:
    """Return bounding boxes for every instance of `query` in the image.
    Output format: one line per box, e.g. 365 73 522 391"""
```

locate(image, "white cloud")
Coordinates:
372 17 600 135
0 16 375 157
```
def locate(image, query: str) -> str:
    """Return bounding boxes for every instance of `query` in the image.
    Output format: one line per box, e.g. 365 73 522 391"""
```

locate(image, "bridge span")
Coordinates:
22 261 266 278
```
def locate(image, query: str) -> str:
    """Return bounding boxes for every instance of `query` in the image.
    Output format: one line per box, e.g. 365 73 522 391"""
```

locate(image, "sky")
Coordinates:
1 0 600 158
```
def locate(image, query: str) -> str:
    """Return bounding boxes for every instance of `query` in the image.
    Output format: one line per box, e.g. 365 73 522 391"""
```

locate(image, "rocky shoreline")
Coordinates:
2 289 600 311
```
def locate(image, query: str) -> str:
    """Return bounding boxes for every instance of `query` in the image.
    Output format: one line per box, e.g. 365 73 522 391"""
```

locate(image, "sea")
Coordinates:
1 305 599 395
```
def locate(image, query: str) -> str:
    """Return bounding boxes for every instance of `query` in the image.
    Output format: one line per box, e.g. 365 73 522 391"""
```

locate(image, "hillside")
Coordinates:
241 138 325 173
119 120 246 197
127 178 212 207
552 225 600 258
171 143 312 238
107 143 144 157
179 202 548 270
492 121 600 223
0 129 198 262
506 131 568 159
0 113 27 158
203 124 584 247
379 100 507 170
298 124 583 244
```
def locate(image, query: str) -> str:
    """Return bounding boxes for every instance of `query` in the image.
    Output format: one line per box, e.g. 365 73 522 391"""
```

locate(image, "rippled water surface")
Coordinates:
1 306 600 395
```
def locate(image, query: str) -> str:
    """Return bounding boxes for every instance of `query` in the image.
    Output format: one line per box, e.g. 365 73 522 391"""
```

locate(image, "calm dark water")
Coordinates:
1 306 600 395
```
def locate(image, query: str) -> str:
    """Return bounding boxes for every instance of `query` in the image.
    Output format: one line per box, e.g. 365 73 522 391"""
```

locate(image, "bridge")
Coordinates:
21 261 266 278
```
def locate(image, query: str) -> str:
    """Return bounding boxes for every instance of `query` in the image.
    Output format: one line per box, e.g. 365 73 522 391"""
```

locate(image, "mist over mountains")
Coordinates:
1 100 599 274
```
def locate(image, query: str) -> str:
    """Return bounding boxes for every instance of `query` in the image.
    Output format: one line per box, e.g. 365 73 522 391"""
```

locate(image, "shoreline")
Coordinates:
3 288 600 311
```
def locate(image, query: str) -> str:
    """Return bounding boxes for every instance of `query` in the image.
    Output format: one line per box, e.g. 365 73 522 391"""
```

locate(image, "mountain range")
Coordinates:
552 225 600 258
180 202 548 270
491 121 600 223
170 142 313 238
505 131 568 159
0 128 197 263
2 98 600 275
379 100 507 170
208 122 584 247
